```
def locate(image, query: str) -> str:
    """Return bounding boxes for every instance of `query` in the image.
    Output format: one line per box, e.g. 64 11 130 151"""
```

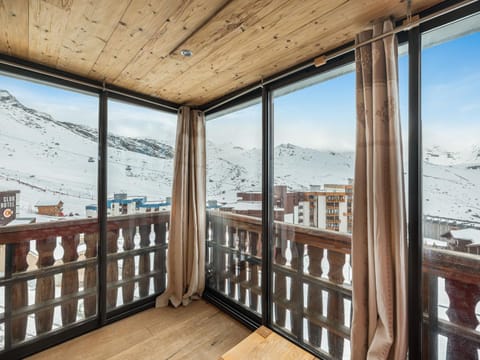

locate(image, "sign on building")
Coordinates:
0 190 19 226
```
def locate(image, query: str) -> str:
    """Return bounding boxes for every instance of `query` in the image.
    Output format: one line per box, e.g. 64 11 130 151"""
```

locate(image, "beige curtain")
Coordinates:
351 19 408 359
156 106 206 308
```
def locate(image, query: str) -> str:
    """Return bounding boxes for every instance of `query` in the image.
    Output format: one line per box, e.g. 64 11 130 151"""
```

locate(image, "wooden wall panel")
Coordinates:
0 0 29 59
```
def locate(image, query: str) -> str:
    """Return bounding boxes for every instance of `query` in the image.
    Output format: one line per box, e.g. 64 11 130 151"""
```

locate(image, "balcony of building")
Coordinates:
1 1 480 359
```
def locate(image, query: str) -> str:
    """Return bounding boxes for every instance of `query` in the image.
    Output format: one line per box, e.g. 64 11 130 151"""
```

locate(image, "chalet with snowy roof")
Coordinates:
35 200 64 217
441 228 480 254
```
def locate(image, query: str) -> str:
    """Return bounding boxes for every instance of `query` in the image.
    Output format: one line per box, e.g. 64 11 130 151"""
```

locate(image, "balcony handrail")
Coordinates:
423 246 480 284
0 210 170 355
0 211 170 244
208 210 351 253
208 210 480 280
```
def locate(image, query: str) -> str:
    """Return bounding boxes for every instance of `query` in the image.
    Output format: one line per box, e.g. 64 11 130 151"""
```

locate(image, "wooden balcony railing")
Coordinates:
206 210 480 359
206 210 351 358
423 246 480 359
0 212 169 353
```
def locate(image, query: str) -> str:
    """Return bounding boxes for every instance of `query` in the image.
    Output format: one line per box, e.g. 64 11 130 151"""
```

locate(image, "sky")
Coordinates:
0 73 177 145
0 18 478 153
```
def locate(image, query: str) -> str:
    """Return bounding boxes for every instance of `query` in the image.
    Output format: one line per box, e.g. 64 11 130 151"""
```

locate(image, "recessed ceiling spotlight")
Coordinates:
180 49 193 57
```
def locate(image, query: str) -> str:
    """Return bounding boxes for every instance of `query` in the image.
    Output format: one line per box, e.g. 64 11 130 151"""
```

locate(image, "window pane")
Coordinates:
422 13 480 359
272 64 355 358
206 99 263 315
0 73 99 346
106 99 176 310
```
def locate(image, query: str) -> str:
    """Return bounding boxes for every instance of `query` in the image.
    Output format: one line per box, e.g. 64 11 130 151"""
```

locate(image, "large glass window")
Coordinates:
272 65 355 358
422 13 480 359
0 73 99 348
205 99 263 316
106 99 176 311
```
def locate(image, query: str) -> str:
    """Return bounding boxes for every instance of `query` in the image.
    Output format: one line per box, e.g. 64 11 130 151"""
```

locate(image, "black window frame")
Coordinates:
203 2 480 358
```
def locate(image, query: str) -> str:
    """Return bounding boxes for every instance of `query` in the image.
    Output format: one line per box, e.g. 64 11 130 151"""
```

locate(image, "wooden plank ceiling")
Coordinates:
0 0 444 106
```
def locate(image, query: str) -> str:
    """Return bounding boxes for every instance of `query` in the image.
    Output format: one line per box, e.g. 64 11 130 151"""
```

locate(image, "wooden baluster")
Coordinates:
107 229 119 309
248 231 259 312
307 245 323 347
274 226 287 328
238 229 247 305
227 226 237 298
122 226 136 304
83 232 98 318
35 236 56 334
327 250 345 358
138 224 151 297
11 241 30 343
153 220 167 294
290 240 304 339
445 279 480 359
61 234 79 326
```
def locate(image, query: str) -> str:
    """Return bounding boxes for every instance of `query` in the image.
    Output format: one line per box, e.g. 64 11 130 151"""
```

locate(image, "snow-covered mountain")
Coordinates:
206 142 354 201
425 144 480 166
1 89 479 222
0 89 174 217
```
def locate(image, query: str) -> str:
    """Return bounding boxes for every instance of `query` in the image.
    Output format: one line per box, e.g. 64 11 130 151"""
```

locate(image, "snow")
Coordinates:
35 200 62 206
221 201 262 211
448 228 480 244
0 88 479 225
207 140 480 222
0 89 174 221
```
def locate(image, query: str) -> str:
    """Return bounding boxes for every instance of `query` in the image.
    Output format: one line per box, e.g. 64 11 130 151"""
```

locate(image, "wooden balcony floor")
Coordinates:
27 300 251 360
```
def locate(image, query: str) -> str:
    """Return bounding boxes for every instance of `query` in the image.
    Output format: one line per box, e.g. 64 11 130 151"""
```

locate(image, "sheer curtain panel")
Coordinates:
156 106 206 308
351 18 408 360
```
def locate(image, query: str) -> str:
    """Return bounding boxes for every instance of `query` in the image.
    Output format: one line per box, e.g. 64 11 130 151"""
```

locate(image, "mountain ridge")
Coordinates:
0 88 479 222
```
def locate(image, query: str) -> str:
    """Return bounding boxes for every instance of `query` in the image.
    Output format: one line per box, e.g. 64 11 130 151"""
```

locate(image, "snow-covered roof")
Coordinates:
108 196 146 202
138 201 170 208
221 201 262 211
0 189 20 194
446 228 480 244
424 238 448 248
35 200 63 207
6 218 36 226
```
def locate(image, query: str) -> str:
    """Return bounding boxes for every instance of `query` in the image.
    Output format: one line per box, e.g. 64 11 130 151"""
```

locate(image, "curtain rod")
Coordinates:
204 0 478 113
0 57 179 112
